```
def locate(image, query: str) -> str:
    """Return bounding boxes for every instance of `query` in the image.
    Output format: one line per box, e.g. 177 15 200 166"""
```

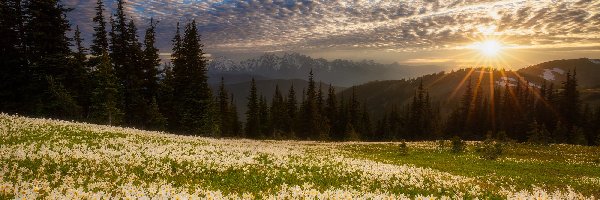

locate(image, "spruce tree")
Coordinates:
71 25 92 119
142 18 160 101
0 0 26 113
23 0 79 118
229 94 242 137
172 20 214 135
89 54 123 125
218 77 230 137
259 95 270 138
270 85 286 138
91 0 108 56
245 78 260 138
285 84 298 136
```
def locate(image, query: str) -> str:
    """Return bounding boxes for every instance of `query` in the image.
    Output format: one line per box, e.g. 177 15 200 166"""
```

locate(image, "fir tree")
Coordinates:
285 84 298 136
259 95 270 138
90 0 108 56
141 18 161 101
89 54 122 125
71 25 92 119
0 0 26 113
23 0 79 118
218 77 230 137
245 78 260 138
172 20 213 135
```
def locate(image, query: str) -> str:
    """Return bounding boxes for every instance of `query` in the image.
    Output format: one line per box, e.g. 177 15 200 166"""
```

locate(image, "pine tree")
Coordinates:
89 54 122 125
23 0 79 118
325 84 337 139
560 70 581 130
270 85 287 138
259 95 270 138
90 0 108 56
0 0 26 113
172 20 214 135
218 77 230 137
229 94 242 137
141 18 161 101
300 70 320 139
245 78 260 138
360 104 372 140
285 84 298 136
71 25 92 119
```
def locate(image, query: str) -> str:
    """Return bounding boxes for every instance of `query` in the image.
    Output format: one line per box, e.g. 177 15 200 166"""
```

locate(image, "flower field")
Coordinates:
1 114 599 199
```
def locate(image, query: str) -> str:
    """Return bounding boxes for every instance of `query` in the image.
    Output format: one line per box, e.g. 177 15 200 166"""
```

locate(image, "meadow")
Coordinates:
1 113 599 199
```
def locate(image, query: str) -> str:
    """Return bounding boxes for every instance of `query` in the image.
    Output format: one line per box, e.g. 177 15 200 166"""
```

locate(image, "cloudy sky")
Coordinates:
65 0 600 68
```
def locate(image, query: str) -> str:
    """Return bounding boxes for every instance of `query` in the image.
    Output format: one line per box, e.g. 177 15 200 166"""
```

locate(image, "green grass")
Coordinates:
344 143 600 197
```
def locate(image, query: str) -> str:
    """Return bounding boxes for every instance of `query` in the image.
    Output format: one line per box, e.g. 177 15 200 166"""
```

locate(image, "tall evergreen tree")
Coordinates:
23 0 79 118
229 94 242 137
245 78 260 138
0 0 26 113
89 54 122 125
171 20 213 135
91 0 108 56
218 77 230 137
142 18 160 100
270 85 287 138
285 84 298 136
71 25 92 118
259 95 270 138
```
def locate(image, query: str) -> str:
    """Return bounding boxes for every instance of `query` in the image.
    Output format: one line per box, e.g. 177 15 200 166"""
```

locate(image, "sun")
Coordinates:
472 40 503 57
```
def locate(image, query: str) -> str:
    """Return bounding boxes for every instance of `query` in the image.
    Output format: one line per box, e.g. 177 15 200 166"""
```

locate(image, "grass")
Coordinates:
344 142 600 197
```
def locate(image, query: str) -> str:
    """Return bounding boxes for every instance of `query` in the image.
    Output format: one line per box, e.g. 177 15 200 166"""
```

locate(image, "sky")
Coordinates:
64 0 600 69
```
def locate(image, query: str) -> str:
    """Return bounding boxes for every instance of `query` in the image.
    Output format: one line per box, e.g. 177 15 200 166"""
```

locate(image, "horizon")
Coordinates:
65 0 600 69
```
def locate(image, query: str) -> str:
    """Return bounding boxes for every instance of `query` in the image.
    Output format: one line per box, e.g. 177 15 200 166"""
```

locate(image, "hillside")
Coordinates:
1 114 599 199
346 58 600 119
210 79 345 119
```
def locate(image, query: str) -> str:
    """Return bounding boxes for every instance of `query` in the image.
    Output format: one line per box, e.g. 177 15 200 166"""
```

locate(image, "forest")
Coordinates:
1 0 599 146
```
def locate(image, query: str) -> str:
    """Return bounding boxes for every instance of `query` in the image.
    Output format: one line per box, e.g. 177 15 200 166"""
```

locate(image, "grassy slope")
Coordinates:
345 143 600 197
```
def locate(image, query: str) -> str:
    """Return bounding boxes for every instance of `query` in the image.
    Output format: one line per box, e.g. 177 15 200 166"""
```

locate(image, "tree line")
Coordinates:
1 0 599 145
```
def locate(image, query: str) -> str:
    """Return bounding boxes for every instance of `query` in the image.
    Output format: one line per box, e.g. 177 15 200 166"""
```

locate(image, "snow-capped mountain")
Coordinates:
208 52 449 86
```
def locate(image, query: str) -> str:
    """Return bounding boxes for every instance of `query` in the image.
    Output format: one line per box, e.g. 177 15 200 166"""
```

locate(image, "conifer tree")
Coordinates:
0 0 26 113
218 77 230 137
23 0 79 118
171 20 213 135
229 94 242 137
71 25 92 118
142 18 161 101
91 0 108 56
245 78 260 138
89 54 122 125
259 95 270 138
270 85 287 138
285 84 298 136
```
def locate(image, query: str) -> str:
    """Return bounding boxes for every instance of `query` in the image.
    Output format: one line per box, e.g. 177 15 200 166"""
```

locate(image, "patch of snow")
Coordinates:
496 77 516 86
590 59 600 64
541 68 564 81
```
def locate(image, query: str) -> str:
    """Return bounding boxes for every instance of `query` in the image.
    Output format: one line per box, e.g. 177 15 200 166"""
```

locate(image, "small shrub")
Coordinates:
451 136 465 153
480 139 504 160
398 141 408 156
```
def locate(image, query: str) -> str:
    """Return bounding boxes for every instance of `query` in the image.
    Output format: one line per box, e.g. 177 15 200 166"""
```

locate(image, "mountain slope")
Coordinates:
210 79 345 119
346 58 600 119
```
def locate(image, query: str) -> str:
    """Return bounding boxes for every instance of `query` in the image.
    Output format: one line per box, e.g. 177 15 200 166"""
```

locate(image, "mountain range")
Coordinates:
207 52 449 87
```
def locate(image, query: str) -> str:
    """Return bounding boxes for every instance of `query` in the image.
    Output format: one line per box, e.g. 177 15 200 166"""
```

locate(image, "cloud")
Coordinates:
65 0 600 56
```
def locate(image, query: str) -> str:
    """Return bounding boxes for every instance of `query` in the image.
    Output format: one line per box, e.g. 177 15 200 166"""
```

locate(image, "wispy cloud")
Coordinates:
66 0 600 56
